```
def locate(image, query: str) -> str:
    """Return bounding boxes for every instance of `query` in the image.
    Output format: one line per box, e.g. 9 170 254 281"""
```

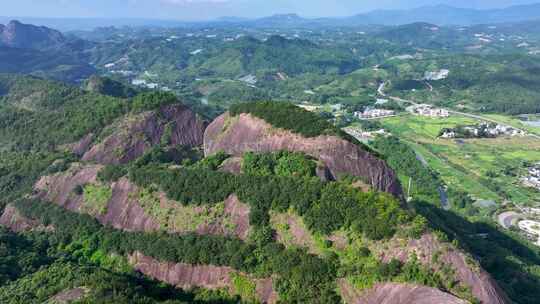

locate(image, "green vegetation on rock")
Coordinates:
82 184 112 216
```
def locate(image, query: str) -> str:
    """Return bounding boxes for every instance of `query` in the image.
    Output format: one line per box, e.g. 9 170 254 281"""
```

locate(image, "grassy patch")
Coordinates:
82 184 111 216
137 188 236 233
230 273 259 303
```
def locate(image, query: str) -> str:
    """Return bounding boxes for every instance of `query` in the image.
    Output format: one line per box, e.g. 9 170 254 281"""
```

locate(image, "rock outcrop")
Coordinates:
82 104 205 165
378 233 509 304
0 204 54 232
338 280 467 304
34 164 250 239
129 251 278 304
48 287 90 304
204 113 402 196
0 20 65 49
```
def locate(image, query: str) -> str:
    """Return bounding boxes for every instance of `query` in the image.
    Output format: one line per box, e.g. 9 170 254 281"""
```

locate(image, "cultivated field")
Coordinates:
380 114 540 206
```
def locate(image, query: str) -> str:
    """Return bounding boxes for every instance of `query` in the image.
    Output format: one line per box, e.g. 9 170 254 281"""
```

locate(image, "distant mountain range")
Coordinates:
0 20 94 82
2 3 540 30
0 20 65 49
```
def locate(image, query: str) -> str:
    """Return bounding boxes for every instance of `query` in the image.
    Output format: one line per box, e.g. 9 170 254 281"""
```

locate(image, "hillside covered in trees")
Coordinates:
0 79 535 304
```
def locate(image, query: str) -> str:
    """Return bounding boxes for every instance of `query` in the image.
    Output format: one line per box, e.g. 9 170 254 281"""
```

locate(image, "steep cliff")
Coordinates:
128 251 278 304
377 233 510 304
34 164 250 239
338 280 467 304
205 112 402 196
0 204 54 233
82 104 205 165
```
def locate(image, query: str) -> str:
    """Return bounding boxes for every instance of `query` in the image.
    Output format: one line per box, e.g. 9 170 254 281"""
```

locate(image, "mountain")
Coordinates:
347 4 540 26
5 3 540 31
0 20 65 49
0 94 510 303
193 4 540 28
0 21 94 82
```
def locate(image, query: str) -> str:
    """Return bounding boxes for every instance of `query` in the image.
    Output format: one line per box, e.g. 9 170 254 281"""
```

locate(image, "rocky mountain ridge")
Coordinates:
205 112 403 196
0 20 65 49
0 100 511 304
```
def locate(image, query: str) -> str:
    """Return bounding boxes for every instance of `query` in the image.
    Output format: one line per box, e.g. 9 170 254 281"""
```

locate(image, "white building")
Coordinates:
355 109 395 119
408 104 450 118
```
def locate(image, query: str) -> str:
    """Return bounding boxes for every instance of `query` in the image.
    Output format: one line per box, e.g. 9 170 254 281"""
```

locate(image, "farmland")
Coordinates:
379 114 540 206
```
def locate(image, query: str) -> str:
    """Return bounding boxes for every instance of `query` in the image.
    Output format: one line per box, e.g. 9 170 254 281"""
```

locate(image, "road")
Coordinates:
377 82 540 140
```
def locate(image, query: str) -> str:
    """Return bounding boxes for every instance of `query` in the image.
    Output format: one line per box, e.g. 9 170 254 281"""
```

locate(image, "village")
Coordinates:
439 122 526 139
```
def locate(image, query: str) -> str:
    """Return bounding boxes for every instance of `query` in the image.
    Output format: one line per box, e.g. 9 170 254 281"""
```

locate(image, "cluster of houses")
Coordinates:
440 122 526 139
522 163 540 190
407 104 450 118
355 108 395 119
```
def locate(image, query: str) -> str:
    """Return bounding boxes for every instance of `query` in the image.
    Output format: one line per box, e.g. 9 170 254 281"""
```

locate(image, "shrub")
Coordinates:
98 165 127 182
131 91 179 112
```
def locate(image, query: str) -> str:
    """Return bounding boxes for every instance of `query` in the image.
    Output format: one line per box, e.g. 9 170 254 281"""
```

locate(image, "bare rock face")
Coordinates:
82 104 205 165
196 194 251 240
204 113 402 196
378 233 509 304
339 280 467 304
49 287 90 304
34 164 160 232
35 163 103 212
34 164 251 238
62 133 95 156
219 157 243 175
0 204 54 232
128 251 278 304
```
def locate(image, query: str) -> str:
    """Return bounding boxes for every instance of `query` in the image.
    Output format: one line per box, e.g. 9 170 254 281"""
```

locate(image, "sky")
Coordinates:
2 0 540 20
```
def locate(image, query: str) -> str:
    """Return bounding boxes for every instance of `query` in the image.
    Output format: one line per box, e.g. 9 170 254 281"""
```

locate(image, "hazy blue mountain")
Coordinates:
4 3 540 30
0 20 65 49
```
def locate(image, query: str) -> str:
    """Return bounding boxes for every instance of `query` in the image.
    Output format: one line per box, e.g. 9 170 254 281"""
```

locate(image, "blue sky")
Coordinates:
3 0 539 20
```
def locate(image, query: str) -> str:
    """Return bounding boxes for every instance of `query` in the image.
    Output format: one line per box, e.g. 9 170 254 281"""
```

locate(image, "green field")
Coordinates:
379 114 540 206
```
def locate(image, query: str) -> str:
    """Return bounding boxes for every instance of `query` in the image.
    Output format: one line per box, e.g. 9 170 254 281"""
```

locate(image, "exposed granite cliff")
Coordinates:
204 113 402 196
128 251 278 304
82 104 205 165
